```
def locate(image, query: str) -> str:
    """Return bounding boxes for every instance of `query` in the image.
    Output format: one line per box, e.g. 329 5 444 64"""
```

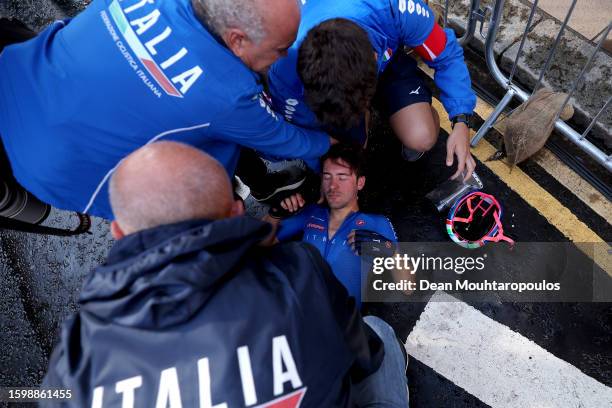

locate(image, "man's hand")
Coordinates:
348 230 396 258
280 193 305 213
262 193 305 245
446 122 476 181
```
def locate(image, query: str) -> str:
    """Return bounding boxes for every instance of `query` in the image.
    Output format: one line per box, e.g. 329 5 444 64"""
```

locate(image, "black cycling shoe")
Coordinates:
250 166 307 203
268 171 321 219
401 146 425 162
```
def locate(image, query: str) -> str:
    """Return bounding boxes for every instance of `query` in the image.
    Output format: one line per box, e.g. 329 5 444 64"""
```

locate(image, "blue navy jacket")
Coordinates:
42 217 383 407
268 0 477 129
0 0 329 219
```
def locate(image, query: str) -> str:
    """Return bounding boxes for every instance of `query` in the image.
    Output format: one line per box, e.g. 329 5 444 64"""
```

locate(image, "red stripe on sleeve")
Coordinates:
414 23 447 61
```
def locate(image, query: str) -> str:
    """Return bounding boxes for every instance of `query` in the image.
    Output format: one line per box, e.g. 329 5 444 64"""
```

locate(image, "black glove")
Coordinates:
353 230 396 258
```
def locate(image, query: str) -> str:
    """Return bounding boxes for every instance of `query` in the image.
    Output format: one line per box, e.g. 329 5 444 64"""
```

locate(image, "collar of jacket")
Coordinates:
79 216 272 329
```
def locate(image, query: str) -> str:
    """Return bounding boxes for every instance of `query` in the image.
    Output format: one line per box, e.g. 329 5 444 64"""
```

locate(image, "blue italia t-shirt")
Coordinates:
268 0 477 130
277 205 398 306
0 0 330 219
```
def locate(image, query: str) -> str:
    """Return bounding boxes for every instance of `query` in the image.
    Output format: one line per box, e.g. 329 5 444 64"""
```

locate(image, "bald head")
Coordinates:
109 142 234 236
262 0 301 38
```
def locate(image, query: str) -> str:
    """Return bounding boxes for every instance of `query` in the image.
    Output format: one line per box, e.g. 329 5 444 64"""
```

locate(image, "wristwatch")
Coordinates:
451 113 473 129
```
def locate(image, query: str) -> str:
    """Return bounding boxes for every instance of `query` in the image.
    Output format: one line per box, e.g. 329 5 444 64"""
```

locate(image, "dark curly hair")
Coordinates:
320 143 366 178
298 18 377 131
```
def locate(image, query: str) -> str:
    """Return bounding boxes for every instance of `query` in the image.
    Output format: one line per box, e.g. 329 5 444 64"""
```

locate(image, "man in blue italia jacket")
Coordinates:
42 141 410 407
0 0 332 220
268 0 478 180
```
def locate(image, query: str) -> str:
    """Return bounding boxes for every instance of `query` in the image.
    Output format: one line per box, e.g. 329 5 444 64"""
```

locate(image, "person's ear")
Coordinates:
110 221 126 240
357 175 366 191
224 28 249 58
230 199 245 217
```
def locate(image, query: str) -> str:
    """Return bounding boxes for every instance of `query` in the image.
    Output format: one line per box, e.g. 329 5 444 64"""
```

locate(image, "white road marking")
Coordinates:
406 291 612 408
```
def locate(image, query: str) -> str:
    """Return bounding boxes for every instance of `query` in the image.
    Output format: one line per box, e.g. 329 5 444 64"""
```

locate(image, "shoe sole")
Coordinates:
233 176 251 201
401 149 425 162
252 178 306 202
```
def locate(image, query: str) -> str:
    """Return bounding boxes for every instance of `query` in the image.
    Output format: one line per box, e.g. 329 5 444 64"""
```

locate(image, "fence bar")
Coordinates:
471 89 515 145
457 0 481 47
507 0 539 85
551 112 611 172
531 0 577 95
581 96 611 140
554 22 612 124
473 81 612 172
482 0 508 89
471 0 611 172
469 0 509 144
444 0 449 27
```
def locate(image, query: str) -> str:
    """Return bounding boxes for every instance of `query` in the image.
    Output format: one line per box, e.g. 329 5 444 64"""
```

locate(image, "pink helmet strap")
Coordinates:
481 210 515 246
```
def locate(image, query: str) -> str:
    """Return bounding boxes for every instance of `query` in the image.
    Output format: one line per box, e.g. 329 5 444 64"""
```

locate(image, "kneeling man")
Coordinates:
42 141 408 407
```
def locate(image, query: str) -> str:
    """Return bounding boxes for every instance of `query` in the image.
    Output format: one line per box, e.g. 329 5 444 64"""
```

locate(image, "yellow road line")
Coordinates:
422 61 610 224
421 59 606 240
433 98 604 244
470 99 611 278
422 62 609 275
438 98 611 276
474 100 612 222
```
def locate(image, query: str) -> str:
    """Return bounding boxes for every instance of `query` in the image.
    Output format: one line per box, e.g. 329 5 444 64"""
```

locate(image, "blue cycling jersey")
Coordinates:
268 0 477 129
0 0 329 219
278 205 397 306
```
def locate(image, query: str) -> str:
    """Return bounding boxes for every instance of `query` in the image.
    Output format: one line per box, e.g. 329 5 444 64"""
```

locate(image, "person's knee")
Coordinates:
398 124 439 152
391 106 440 152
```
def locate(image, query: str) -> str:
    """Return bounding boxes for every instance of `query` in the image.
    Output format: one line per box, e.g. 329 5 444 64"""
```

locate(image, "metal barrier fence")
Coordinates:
438 0 611 172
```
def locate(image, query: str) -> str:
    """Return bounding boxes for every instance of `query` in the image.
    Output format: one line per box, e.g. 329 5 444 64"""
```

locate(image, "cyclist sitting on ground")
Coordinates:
265 144 400 308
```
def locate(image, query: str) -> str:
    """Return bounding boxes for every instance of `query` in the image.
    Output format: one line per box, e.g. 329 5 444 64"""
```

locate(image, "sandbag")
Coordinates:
504 88 574 167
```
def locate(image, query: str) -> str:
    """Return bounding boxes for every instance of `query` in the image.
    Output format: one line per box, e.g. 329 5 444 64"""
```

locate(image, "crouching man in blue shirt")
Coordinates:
266 144 400 308
268 0 478 179
42 141 409 407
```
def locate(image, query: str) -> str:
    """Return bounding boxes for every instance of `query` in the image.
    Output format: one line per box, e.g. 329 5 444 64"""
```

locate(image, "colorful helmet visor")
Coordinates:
446 191 515 249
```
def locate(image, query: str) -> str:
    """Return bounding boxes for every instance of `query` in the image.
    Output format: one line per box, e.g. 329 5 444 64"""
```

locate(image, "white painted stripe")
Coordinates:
406 291 612 408
421 43 438 60
83 122 210 214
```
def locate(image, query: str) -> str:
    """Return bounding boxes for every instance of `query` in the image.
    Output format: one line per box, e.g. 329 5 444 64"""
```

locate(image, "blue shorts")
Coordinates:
375 51 433 116
332 52 432 145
